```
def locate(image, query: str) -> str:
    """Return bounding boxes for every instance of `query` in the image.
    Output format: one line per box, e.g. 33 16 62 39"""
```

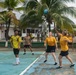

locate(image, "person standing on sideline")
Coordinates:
10 30 22 65
55 29 75 69
23 33 34 55
44 32 58 65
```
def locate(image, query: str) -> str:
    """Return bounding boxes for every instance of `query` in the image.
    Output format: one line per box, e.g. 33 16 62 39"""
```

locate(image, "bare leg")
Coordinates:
51 52 57 62
15 54 18 57
44 52 48 63
66 55 74 67
29 46 34 55
59 55 63 67
66 55 73 64
23 48 26 55
29 46 33 52
51 52 57 65
56 55 63 69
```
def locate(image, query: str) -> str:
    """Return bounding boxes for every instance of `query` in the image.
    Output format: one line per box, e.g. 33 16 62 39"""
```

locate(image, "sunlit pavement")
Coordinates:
0 48 76 75
0 51 43 75
24 51 76 75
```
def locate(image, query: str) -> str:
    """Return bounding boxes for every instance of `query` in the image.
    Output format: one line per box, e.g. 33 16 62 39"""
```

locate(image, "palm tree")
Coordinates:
0 0 25 47
40 0 76 32
20 0 42 28
22 0 76 32
20 10 43 28
20 0 76 42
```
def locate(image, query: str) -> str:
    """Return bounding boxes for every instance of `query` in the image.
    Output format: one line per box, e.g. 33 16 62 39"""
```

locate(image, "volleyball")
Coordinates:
44 9 48 14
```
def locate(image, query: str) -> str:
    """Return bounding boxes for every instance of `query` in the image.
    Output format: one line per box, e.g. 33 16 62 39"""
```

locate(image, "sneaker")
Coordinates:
32 53 34 55
56 66 62 69
23 53 26 55
70 64 75 68
13 62 20 65
44 60 47 63
54 62 57 65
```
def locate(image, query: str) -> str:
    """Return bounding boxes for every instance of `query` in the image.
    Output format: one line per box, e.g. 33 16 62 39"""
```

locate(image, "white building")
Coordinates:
0 25 14 40
0 24 39 40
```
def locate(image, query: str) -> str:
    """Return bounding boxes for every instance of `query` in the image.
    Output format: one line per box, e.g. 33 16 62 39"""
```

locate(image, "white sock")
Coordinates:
16 57 20 64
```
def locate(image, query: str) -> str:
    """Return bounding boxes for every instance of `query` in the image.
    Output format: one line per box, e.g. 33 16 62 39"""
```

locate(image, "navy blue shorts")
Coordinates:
13 48 19 55
24 45 31 48
46 45 56 53
60 51 69 56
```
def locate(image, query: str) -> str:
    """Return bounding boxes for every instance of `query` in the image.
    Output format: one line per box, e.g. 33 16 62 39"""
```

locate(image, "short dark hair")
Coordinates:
63 30 67 36
14 30 18 32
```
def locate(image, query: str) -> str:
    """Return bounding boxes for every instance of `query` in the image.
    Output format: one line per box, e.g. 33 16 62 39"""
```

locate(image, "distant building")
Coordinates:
0 24 39 40
0 24 14 40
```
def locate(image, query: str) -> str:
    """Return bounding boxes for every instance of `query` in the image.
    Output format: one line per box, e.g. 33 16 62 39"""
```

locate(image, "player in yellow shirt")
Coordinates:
55 29 74 69
10 30 22 65
44 32 57 65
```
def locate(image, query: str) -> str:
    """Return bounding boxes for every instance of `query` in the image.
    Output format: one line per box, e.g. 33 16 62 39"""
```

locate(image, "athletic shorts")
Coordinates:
46 45 56 53
24 45 31 48
60 51 69 56
13 48 19 55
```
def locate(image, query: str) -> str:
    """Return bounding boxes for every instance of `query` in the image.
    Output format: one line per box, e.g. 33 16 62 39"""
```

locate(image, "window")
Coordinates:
31 29 34 33
23 29 25 33
27 29 31 33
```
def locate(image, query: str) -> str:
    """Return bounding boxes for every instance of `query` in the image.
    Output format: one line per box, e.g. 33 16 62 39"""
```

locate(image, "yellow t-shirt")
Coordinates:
10 35 22 48
45 37 57 46
60 34 69 51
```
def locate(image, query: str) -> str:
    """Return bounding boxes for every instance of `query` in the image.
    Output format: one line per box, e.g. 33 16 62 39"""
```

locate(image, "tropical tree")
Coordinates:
21 0 76 36
40 0 76 32
20 0 76 42
20 0 43 29
0 0 25 47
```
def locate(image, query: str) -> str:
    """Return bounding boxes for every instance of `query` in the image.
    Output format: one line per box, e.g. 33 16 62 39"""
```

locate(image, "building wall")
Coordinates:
0 28 5 40
9 28 14 36
0 27 14 40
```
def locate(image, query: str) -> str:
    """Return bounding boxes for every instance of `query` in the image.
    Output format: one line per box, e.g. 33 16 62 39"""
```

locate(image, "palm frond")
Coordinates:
52 12 75 32
14 7 25 11
61 7 76 18
20 9 44 28
24 0 38 11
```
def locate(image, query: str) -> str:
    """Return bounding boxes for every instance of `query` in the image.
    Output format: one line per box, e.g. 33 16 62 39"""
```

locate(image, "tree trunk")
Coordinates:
46 14 52 32
5 18 11 47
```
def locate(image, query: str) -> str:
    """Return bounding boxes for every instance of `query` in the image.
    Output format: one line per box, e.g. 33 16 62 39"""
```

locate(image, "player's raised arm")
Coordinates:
55 27 62 37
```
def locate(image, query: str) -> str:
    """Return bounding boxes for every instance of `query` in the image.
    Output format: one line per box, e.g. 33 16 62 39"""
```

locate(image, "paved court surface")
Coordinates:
0 51 43 75
24 52 76 75
0 48 76 75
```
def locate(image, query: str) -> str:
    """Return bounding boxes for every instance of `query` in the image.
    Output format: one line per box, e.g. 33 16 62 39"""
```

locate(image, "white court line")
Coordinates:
19 52 45 75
